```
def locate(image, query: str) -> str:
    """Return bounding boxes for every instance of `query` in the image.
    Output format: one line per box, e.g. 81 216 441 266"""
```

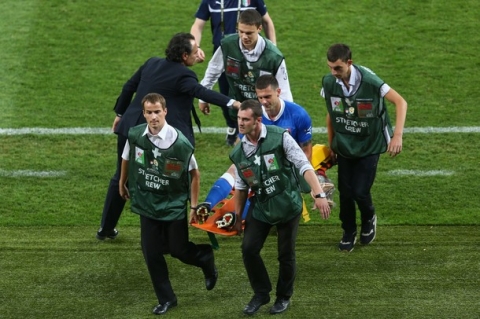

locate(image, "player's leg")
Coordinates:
197 165 236 214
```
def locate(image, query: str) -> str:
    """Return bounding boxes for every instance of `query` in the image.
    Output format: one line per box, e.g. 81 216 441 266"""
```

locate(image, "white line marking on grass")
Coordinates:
0 126 479 135
0 169 67 177
0 127 111 135
388 169 454 176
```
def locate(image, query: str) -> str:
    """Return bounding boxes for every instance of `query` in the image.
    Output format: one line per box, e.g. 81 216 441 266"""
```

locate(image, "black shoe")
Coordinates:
360 215 377 245
226 127 237 146
205 266 218 291
269 298 290 314
201 247 218 290
96 228 118 240
243 295 270 315
152 300 177 315
338 231 357 252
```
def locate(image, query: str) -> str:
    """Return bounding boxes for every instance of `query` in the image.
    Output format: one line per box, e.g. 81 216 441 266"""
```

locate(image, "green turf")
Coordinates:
1 0 479 318
1 226 478 319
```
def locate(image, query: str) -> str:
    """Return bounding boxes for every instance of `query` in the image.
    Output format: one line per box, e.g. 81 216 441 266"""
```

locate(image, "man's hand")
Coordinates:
196 47 206 63
312 197 331 220
232 216 243 236
119 184 130 200
112 115 122 132
199 102 210 115
189 208 199 224
387 135 403 157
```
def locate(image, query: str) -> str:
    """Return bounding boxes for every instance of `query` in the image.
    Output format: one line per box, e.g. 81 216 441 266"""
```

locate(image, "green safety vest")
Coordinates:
221 35 284 120
229 125 303 225
127 124 193 221
322 65 393 158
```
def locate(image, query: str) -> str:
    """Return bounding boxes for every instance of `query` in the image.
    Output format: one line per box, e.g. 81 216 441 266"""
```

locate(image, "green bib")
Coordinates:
323 65 393 158
229 126 303 225
127 124 193 221
221 35 284 121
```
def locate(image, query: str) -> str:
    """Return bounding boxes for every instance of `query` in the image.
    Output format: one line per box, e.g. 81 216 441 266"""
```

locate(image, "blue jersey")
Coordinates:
262 100 312 145
239 100 312 145
194 0 268 50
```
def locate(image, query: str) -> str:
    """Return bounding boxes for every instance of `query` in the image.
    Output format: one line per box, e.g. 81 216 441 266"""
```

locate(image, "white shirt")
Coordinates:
234 124 313 190
122 123 198 171
200 36 293 102
320 65 390 98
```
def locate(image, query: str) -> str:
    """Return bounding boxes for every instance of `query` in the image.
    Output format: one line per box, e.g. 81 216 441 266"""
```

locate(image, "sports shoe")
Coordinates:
96 228 118 240
338 231 357 252
360 215 377 245
225 127 237 146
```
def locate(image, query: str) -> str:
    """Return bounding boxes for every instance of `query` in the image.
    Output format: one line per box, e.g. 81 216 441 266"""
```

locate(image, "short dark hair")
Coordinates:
239 99 262 119
327 43 352 63
165 33 195 62
255 74 279 90
238 9 262 27
142 93 166 110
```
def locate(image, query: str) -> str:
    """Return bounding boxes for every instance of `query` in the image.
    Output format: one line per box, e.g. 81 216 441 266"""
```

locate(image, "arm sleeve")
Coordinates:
380 83 391 97
295 109 313 144
255 0 268 15
276 60 293 102
283 133 313 174
200 47 225 90
233 163 248 190
121 141 130 160
189 154 199 171
177 69 231 107
113 61 147 114
194 0 210 20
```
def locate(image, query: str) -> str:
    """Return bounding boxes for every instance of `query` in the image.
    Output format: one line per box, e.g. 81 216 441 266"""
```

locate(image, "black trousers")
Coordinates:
99 134 127 231
242 204 301 300
140 215 212 303
337 154 380 234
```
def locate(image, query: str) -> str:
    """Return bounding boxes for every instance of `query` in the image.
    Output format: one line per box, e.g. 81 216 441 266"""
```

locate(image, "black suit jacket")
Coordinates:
113 57 231 146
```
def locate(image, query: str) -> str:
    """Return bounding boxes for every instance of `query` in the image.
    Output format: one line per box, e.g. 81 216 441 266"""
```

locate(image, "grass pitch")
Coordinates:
0 0 479 318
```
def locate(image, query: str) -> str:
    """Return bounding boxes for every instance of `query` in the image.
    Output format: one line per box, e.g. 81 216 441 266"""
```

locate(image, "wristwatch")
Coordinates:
314 192 327 199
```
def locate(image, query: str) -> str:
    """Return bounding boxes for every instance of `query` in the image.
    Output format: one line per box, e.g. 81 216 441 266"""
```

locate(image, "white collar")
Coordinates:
262 99 285 122
241 124 267 145
335 65 358 88
142 123 170 140
239 36 266 56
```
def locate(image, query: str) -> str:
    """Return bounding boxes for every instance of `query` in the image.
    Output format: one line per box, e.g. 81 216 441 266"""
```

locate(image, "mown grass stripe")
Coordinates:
1 126 480 135
0 169 67 177
388 169 455 176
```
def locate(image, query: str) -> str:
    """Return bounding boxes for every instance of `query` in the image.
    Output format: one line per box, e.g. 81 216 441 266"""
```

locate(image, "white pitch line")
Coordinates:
0 126 480 135
0 169 67 178
387 169 454 176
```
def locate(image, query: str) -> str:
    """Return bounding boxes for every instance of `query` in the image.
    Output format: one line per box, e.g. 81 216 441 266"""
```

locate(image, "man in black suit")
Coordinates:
97 32 240 240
